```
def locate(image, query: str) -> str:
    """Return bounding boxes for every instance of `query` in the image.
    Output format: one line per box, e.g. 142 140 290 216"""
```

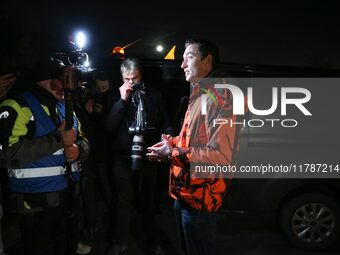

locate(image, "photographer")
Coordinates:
106 58 173 255
84 72 115 117
83 72 114 203
73 72 114 243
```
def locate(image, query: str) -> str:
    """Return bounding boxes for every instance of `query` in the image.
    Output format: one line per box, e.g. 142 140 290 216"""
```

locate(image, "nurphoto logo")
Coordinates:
200 80 312 128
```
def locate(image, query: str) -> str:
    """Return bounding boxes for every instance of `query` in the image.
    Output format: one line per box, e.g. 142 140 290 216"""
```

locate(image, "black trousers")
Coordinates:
111 156 160 246
13 187 78 255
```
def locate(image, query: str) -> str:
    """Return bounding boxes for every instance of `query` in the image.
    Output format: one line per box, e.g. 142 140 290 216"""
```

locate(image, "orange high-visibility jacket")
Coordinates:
169 78 242 212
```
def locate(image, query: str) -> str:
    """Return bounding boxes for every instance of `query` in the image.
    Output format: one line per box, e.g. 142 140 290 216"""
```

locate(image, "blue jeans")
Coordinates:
174 200 218 255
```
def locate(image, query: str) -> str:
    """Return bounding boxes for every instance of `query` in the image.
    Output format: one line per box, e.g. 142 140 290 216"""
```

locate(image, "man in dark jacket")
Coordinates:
106 58 173 255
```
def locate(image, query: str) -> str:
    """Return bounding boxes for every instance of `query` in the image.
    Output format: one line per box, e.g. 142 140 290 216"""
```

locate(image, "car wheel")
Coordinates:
279 192 340 250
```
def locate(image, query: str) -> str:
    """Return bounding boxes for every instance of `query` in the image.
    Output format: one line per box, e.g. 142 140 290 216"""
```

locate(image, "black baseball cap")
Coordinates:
32 57 65 82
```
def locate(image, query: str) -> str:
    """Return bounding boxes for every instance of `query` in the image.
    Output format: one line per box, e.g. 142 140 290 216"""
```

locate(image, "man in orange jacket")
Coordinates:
147 39 242 255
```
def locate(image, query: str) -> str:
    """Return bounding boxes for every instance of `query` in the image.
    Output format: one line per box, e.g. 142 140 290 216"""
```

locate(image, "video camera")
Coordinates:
52 32 93 84
54 51 91 74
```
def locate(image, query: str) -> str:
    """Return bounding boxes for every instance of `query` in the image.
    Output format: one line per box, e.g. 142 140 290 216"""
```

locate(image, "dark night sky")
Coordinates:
2 0 340 69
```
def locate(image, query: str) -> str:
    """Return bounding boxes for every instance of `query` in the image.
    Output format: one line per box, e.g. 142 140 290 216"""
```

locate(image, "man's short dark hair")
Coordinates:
185 39 220 69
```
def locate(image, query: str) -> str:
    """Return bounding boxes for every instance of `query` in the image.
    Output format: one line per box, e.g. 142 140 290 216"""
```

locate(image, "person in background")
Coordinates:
74 71 114 243
84 72 114 205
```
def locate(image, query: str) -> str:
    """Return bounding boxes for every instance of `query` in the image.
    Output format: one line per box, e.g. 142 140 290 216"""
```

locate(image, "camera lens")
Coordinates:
131 134 144 171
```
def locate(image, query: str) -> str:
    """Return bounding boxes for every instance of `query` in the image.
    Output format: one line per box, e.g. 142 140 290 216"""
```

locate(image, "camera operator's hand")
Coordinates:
0 73 16 87
64 144 80 162
93 102 103 113
119 83 133 101
147 134 173 163
85 99 95 113
0 73 17 98
58 120 79 161
58 120 76 146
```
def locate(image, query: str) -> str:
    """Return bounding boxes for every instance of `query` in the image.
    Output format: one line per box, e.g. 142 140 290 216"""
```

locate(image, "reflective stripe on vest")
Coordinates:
9 163 79 178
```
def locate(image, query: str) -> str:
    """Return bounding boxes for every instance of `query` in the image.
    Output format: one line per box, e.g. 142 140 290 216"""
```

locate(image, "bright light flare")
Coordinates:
75 31 86 49
156 45 163 52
